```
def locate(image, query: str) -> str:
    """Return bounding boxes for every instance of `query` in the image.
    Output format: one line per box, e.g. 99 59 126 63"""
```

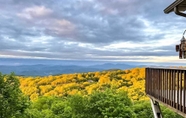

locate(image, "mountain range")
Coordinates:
0 63 138 76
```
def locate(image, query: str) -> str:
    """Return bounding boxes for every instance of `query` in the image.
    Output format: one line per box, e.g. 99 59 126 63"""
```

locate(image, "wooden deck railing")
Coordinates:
145 67 186 116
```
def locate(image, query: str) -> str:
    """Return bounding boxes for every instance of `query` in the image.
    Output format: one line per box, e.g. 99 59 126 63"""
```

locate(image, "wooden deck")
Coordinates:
145 67 186 117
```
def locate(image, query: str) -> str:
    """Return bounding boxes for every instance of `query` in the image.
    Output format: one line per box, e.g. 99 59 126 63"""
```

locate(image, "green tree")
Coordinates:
133 100 183 118
25 96 72 118
133 101 153 118
161 105 183 118
0 73 29 118
51 101 72 118
88 89 136 118
67 95 89 118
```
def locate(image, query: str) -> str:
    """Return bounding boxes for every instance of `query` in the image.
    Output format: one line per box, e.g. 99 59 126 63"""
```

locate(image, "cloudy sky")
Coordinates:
1 0 186 63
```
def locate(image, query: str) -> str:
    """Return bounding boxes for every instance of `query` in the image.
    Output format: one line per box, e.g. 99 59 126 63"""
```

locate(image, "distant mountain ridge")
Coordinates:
0 63 137 76
89 63 135 69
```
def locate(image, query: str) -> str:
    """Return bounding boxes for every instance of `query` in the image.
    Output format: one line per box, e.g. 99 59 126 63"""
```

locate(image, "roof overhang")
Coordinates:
164 0 186 17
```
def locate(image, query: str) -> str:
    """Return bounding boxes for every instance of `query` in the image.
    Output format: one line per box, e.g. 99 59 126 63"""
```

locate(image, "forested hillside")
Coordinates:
19 68 146 101
0 68 183 118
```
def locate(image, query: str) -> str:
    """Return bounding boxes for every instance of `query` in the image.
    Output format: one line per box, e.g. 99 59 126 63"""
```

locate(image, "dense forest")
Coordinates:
19 68 146 101
0 68 183 118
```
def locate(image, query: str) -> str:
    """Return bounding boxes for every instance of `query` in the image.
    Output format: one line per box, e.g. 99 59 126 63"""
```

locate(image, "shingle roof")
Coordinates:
164 0 186 14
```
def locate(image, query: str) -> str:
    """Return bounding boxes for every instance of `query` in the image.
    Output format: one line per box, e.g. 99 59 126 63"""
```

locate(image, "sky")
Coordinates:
1 0 186 63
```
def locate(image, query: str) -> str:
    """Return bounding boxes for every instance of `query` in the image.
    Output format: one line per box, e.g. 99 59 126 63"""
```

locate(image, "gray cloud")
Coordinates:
0 0 183 61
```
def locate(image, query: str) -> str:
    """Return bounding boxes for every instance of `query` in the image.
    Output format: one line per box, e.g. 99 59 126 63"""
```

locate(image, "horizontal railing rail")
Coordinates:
145 67 186 115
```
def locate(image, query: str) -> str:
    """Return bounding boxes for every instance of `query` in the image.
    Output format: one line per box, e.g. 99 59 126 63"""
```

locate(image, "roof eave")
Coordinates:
164 0 185 14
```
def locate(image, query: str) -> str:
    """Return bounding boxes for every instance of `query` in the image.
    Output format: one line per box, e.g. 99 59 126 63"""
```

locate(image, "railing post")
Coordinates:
150 98 163 118
184 70 186 113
